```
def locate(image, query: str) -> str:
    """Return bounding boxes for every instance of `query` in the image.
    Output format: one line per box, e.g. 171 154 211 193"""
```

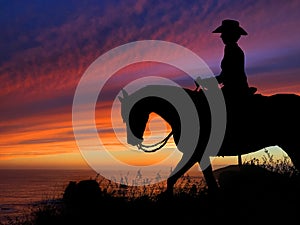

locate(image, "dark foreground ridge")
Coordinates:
4 164 299 225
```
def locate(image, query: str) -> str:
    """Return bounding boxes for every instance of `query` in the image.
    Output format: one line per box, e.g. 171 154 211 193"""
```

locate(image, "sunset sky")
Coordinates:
1 0 300 172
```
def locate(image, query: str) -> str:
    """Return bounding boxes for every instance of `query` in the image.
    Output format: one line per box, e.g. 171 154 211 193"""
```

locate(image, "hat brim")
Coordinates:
212 26 248 35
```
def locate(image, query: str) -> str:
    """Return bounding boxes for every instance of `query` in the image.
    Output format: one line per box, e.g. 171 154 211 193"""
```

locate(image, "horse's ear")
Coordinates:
121 89 129 98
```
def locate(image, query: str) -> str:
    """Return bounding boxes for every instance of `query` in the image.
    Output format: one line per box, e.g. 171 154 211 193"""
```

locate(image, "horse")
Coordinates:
118 83 300 195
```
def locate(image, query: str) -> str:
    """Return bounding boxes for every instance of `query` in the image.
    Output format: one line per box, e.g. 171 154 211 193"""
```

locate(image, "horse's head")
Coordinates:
118 89 149 147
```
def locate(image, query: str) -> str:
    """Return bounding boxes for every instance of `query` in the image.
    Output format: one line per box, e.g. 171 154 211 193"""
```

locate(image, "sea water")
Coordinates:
0 169 97 221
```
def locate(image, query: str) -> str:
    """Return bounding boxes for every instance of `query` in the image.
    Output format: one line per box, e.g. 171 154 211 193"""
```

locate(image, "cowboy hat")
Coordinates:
212 19 248 35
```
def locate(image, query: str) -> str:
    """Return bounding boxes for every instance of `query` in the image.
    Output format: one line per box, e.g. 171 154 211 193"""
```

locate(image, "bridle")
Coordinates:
137 131 173 153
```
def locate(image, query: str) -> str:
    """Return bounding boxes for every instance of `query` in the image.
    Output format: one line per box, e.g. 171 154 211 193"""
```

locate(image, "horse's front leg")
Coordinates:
166 154 197 196
199 159 219 194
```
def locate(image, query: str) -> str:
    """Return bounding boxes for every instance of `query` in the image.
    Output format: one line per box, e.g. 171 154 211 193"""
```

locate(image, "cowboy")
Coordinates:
213 19 256 100
211 19 255 166
195 19 256 99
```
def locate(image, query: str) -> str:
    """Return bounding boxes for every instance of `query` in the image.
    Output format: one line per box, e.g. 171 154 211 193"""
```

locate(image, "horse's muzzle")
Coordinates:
127 135 143 146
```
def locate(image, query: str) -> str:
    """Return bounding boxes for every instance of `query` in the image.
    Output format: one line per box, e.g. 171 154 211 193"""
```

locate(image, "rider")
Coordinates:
196 19 256 100
211 19 254 166
213 19 254 99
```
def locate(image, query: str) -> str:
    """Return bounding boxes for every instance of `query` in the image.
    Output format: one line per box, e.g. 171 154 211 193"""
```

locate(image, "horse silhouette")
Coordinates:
119 83 300 195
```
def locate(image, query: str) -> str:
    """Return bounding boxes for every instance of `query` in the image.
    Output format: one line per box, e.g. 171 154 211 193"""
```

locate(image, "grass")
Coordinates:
243 149 299 177
0 173 207 225
1 151 300 225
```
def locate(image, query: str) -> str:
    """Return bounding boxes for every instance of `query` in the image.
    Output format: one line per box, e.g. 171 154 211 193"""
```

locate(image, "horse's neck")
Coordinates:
142 96 180 130
133 85 203 130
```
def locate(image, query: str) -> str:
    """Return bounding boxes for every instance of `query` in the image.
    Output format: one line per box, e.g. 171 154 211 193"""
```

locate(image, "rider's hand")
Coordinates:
195 76 219 90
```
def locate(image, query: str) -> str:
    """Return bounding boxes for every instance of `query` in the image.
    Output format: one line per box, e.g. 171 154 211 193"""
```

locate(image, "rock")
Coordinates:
63 179 102 206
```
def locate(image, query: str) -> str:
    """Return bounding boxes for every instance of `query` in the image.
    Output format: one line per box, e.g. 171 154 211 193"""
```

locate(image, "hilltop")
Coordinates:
2 164 299 225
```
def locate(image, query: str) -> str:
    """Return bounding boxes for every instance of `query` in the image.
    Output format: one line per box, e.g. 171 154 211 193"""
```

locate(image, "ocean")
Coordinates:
0 169 97 222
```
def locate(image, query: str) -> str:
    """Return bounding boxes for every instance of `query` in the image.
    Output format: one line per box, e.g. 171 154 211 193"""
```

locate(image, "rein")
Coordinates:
137 131 173 153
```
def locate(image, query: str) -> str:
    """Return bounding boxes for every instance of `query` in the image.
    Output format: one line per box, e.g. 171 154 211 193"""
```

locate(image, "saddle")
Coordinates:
222 86 260 119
